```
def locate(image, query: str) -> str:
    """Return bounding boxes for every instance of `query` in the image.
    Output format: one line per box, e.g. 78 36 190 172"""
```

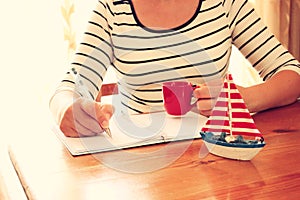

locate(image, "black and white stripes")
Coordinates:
58 0 299 114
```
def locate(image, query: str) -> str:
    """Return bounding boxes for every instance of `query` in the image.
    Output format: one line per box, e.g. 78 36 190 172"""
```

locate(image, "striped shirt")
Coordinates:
57 0 300 114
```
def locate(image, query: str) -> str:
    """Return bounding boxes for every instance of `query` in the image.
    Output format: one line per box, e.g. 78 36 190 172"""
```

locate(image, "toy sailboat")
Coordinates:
200 73 265 160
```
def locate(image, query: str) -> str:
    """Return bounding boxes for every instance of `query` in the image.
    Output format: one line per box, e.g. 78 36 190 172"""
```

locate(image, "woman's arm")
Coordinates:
193 70 300 116
49 0 115 137
237 70 300 113
226 0 300 111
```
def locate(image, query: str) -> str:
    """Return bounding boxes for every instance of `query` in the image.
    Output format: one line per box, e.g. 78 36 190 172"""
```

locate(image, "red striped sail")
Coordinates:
201 74 263 138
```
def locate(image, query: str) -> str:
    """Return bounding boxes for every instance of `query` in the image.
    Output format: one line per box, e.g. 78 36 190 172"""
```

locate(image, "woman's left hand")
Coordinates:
193 80 223 116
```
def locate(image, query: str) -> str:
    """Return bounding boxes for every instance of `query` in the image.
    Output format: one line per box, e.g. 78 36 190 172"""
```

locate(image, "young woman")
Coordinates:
50 0 300 137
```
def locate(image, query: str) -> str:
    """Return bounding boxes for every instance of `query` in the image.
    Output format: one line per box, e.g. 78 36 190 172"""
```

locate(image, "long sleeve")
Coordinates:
226 0 300 81
50 0 300 119
49 0 114 124
58 0 114 100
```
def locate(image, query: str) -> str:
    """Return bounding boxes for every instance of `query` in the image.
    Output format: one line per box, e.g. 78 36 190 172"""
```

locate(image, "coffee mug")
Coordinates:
162 81 198 116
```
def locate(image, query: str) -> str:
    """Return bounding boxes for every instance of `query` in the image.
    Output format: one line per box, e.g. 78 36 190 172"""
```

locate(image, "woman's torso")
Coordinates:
108 0 232 113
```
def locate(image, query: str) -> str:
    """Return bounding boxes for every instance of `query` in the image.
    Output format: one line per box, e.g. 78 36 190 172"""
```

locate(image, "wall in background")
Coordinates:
0 1 74 198
0 0 69 144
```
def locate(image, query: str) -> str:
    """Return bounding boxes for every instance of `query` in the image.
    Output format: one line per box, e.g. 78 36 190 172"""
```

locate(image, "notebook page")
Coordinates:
53 109 206 155
52 112 166 155
143 111 206 142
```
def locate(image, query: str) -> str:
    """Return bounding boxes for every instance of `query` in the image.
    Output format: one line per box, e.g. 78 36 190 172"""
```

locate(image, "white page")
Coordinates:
146 111 206 141
53 95 207 155
52 113 165 155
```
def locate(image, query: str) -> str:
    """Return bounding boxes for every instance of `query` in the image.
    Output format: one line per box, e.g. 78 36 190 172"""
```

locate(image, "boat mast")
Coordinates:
227 74 233 136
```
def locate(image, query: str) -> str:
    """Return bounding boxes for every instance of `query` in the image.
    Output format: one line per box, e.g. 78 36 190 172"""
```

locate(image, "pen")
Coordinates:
103 127 112 138
71 68 112 138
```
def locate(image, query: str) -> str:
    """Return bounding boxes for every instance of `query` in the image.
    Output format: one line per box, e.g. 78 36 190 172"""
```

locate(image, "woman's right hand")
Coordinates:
59 97 114 137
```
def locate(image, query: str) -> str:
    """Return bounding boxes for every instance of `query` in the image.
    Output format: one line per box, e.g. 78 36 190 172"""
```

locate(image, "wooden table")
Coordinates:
8 101 300 200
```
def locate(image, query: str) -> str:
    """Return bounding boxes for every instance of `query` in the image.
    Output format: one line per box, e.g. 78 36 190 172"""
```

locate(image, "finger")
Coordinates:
60 104 99 137
73 118 98 137
196 99 215 111
199 109 212 117
60 105 80 137
95 103 114 128
100 104 114 116
101 119 110 129
194 85 222 99
60 124 80 137
76 98 105 133
194 87 210 99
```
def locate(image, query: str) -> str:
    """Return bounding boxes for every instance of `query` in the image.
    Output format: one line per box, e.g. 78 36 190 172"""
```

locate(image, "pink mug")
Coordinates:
162 81 198 116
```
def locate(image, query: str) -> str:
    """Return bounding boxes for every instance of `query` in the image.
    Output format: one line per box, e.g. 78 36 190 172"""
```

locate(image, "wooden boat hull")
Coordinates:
200 132 265 160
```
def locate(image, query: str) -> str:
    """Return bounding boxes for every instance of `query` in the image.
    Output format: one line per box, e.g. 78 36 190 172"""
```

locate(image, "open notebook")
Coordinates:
53 111 207 156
